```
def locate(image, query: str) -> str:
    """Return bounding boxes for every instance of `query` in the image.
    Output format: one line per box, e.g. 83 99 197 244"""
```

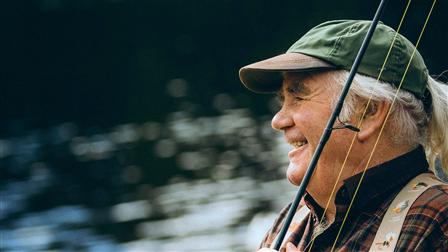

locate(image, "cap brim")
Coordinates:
239 52 336 93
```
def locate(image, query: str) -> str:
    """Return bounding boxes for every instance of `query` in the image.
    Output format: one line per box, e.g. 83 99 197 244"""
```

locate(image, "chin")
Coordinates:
286 163 306 186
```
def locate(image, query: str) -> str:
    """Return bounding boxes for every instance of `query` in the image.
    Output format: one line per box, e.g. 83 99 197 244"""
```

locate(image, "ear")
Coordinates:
357 100 391 142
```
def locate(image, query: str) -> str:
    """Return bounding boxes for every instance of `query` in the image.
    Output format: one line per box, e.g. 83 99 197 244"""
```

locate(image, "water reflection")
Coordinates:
1 106 295 251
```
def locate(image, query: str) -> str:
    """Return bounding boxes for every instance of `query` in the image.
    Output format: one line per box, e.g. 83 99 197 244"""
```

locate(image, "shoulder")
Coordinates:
398 183 448 250
258 202 310 249
409 184 448 225
258 203 292 249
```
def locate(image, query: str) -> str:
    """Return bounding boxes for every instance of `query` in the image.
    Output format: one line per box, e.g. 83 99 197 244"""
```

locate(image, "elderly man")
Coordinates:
239 20 448 251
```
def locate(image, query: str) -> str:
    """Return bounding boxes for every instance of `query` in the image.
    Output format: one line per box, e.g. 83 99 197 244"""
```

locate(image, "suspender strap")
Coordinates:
369 173 443 251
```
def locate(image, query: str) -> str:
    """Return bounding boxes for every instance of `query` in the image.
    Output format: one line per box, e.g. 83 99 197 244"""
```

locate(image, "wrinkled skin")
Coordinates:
271 71 405 220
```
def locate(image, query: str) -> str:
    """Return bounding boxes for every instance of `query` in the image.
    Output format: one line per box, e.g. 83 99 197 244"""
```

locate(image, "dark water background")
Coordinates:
1 0 447 251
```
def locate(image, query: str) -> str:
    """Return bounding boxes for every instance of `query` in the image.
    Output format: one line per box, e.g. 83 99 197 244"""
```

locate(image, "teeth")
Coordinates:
291 141 307 148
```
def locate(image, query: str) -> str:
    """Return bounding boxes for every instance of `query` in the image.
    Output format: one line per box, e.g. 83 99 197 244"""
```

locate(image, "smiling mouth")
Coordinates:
290 140 308 149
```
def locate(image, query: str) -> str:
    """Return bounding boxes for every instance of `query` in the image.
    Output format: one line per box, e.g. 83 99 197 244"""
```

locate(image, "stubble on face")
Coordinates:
275 72 359 198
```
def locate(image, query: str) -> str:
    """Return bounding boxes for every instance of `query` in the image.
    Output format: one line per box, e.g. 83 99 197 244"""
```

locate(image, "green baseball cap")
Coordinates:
239 20 429 99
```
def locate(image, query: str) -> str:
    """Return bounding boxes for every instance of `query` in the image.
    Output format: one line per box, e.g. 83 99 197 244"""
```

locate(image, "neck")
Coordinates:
308 140 417 223
308 185 340 223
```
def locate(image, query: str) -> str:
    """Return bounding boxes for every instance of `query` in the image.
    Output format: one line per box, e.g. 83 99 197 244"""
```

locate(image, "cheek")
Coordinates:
292 107 332 139
291 108 319 127
322 130 356 165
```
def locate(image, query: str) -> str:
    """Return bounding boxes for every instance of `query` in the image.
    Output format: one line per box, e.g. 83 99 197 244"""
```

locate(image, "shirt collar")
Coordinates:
303 146 429 220
338 145 429 212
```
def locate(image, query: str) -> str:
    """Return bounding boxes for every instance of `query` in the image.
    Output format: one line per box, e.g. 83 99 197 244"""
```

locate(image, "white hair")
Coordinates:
331 70 448 173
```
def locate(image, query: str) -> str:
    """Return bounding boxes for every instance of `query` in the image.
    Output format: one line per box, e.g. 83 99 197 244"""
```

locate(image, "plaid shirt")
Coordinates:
259 146 448 251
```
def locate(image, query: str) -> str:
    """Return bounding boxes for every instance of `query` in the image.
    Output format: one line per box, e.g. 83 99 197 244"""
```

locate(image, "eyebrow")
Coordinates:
276 78 312 101
280 79 311 95
286 83 310 95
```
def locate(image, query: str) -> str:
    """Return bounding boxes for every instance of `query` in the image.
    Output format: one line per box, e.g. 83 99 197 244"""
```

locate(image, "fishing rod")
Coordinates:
273 0 390 249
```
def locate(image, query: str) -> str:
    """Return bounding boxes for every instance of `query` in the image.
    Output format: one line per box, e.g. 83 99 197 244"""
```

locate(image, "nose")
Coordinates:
271 106 294 131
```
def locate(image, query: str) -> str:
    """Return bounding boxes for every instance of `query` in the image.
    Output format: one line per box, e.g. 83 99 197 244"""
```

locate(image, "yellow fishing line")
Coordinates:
305 1 413 251
330 1 437 251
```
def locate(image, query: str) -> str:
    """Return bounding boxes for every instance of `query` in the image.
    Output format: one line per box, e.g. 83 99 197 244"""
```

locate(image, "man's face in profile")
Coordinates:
271 71 360 194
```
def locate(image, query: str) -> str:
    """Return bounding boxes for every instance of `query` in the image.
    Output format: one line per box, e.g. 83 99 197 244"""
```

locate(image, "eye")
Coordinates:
286 86 308 103
292 95 309 103
294 95 305 101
